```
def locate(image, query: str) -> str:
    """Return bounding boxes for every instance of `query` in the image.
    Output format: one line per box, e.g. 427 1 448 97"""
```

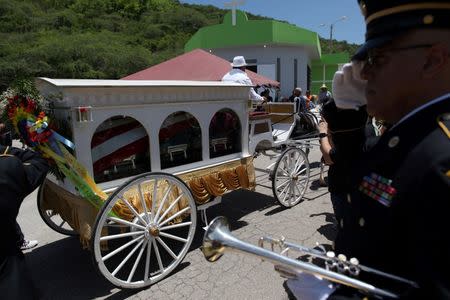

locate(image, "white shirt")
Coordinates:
222 69 265 102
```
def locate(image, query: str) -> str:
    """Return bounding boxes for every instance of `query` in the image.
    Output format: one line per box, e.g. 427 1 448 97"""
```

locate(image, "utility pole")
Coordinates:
320 16 347 53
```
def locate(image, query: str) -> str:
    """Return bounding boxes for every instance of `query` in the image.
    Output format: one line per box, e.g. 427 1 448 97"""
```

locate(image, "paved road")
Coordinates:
17 146 334 300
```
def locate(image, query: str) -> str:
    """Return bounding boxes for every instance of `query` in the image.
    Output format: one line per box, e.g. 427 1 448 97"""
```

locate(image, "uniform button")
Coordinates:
347 194 351 204
388 136 400 148
359 218 365 227
340 219 344 228
423 14 434 24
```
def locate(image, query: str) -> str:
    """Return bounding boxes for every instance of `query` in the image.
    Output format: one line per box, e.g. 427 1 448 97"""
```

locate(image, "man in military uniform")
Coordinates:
330 0 450 298
0 134 49 298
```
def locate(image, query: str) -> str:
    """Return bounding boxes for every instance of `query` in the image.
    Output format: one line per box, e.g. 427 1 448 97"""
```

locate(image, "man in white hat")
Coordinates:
222 56 267 104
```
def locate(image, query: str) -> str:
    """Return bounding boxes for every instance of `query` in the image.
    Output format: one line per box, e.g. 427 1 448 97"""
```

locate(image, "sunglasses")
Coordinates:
364 44 433 67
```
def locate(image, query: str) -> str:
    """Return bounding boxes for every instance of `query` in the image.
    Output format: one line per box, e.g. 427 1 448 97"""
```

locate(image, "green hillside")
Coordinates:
0 0 360 91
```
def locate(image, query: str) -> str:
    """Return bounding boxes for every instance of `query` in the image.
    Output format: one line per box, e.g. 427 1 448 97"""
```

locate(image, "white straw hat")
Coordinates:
231 56 247 67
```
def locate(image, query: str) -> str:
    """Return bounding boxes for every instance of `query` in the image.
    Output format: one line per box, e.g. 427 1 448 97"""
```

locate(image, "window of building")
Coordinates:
276 58 281 82
159 111 202 169
307 65 311 91
294 58 298 88
209 109 241 158
91 116 150 183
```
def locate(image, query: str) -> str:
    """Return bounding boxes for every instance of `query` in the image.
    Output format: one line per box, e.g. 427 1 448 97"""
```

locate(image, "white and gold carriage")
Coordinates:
35 78 312 289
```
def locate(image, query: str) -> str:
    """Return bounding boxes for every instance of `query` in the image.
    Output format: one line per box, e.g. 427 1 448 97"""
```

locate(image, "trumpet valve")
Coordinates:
326 251 336 259
349 257 359 265
337 254 347 262
325 259 337 271
348 257 361 277
335 254 347 273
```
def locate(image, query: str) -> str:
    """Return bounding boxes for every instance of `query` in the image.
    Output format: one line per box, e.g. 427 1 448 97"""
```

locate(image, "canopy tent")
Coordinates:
121 49 280 88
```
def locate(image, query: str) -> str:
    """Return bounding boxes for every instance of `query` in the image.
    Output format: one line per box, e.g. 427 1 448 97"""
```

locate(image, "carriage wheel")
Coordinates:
92 172 197 289
37 179 78 236
271 147 310 207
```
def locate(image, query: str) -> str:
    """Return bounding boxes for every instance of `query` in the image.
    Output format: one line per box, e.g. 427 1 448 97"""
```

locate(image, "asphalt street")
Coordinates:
17 145 334 300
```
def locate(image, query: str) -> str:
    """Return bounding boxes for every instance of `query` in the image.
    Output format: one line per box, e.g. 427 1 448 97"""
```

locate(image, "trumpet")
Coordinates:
202 216 418 299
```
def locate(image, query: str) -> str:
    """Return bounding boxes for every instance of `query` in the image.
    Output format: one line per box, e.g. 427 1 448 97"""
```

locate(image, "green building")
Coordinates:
185 10 349 98
311 52 350 95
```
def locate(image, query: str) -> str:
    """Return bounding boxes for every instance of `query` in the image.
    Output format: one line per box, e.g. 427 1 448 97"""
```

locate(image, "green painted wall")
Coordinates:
185 10 320 55
310 52 349 95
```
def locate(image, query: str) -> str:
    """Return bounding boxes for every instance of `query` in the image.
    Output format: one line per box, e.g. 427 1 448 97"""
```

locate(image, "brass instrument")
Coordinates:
202 216 418 299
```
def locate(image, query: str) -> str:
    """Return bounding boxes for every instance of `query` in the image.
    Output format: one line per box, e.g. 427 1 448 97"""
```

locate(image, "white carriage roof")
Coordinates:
37 77 252 87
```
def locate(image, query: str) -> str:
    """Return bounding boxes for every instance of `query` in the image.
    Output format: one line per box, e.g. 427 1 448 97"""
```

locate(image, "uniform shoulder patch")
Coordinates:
437 113 450 139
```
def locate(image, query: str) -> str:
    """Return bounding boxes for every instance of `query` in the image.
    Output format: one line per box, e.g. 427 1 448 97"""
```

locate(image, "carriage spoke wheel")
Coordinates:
92 172 197 289
37 179 78 236
272 147 310 207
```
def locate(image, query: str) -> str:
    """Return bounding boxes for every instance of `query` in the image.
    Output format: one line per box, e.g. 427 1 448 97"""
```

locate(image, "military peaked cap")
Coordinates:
353 0 450 60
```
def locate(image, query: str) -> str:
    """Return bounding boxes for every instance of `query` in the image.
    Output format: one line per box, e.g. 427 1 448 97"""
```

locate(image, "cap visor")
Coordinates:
352 34 397 61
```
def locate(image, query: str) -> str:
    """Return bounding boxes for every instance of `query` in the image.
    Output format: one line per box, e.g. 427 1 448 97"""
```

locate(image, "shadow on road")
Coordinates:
26 189 279 299
190 189 279 250
310 212 337 241
26 236 192 300
26 236 114 299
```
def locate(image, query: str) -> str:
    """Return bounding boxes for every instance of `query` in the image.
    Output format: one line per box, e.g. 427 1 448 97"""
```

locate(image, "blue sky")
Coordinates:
180 0 366 45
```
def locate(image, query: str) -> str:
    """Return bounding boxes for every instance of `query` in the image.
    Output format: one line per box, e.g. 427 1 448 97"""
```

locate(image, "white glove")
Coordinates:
332 61 367 110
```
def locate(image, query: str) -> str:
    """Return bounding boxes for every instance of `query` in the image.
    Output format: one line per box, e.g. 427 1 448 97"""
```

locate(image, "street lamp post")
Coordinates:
320 16 347 53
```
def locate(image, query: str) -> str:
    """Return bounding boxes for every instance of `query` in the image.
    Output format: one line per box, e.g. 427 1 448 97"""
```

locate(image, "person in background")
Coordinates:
222 56 267 106
318 99 369 241
318 84 332 105
0 123 49 299
260 88 273 102
0 123 39 251
305 90 316 108
288 87 308 113
288 87 301 102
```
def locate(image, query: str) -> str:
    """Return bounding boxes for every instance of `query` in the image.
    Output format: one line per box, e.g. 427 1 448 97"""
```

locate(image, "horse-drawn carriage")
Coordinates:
34 78 318 288
248 101 320 207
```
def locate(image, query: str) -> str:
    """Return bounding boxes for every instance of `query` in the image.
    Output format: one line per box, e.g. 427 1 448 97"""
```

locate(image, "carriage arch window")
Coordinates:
91 116 150 183
209 109 241 158
159 111 202 169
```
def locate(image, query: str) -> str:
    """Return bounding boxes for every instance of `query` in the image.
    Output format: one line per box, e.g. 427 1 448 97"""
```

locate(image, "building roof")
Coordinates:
121 49 280 87
36 77 249 87
185 11 321 59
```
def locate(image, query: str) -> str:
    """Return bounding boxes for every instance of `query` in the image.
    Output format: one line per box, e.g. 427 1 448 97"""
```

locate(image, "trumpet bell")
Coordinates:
202 216 229 262
201 216 417 299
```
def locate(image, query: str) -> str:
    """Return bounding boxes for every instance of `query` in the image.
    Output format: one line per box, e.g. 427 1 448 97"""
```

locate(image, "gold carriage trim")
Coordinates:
41 180 99 249
181 156 255 204
40 156 255 248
